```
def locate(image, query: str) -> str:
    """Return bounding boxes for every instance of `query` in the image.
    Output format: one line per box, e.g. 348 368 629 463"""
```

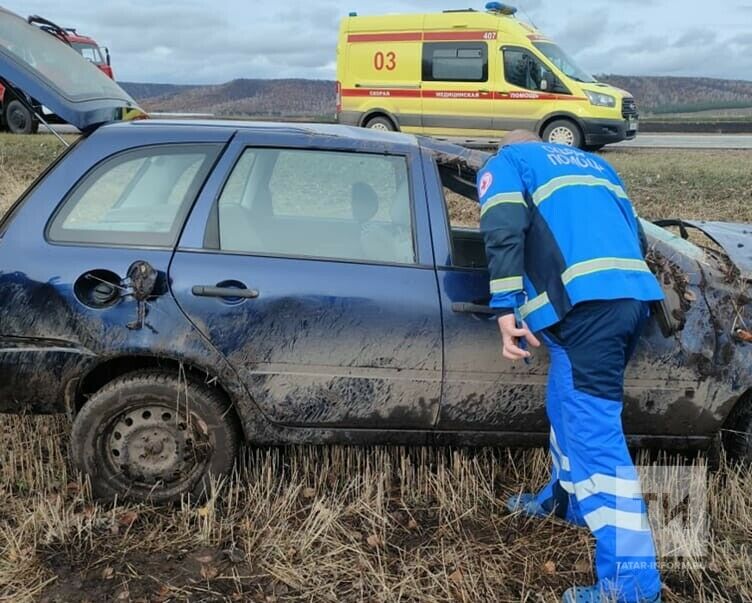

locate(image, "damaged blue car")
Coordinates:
1 8 751 502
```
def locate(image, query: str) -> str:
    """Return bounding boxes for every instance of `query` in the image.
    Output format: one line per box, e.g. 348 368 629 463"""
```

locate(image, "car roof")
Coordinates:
102 119 421 147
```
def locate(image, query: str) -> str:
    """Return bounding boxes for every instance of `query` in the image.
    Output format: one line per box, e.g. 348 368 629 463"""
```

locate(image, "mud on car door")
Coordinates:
170 130 443 432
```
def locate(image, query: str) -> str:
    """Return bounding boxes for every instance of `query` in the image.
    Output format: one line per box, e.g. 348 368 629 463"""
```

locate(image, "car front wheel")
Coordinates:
70 371 241 503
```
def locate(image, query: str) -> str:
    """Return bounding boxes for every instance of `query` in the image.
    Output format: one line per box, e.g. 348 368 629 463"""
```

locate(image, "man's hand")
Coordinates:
498 314 541 361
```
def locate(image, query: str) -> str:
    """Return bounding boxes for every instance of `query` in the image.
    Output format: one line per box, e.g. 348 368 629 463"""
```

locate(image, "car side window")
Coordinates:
503 47 559 93
217 148 415 264
48 144 220 247
422 42 488 82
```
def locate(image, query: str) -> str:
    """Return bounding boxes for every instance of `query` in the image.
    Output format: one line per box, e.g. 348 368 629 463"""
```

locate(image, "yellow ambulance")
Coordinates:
336 2 638 149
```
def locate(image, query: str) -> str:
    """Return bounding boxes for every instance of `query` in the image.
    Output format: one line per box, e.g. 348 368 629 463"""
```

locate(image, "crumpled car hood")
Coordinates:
685 221 752 279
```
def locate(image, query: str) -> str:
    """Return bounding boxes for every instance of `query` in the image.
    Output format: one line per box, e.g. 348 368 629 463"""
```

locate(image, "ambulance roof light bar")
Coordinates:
485 2 518 15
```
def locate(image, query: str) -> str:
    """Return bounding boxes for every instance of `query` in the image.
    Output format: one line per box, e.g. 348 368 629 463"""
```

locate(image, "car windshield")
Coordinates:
533 42 596 83
0 9 127 101
71 42 104 65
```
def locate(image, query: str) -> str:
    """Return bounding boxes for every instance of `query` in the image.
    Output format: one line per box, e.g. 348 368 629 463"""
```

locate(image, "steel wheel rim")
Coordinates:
103 403 211 490
369 122 390 131
549 126 575 146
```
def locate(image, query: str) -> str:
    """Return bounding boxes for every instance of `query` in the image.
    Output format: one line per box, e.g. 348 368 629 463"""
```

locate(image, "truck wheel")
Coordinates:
6 100 38 134
364 115 397 132
70 371 241 503
542 119 583 148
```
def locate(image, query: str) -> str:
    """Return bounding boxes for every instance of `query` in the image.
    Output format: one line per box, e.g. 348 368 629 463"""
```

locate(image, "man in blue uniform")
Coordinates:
477 130 664 603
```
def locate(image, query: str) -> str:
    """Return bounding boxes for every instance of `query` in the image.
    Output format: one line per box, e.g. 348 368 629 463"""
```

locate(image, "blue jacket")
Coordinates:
477 142 664 332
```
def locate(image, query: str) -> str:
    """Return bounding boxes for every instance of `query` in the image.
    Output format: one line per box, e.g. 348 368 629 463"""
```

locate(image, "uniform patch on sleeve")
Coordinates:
479 172 493 198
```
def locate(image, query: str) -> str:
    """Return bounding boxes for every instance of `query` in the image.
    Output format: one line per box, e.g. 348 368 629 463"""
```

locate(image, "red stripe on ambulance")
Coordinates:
341 88 422 98
347 32 422 43
347 31 498 43
341 88 586 101
424 31 497 41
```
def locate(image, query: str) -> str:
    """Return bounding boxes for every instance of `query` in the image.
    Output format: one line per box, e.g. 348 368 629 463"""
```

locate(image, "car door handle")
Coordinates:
451 302 497 315
191 285 259 299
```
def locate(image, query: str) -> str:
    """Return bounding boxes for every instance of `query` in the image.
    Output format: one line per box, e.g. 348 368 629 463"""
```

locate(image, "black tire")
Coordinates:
70 371 241 503
5 99 38 134
725 400 752 464
364 115 397 132
542 119 583 148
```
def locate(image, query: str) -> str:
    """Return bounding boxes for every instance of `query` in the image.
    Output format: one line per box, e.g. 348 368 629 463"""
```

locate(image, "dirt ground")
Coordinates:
1 134 752 602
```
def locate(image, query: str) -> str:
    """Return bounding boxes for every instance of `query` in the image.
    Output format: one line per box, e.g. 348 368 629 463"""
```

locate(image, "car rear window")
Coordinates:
48 144 220 247
0 9 127 102
216 148 415 264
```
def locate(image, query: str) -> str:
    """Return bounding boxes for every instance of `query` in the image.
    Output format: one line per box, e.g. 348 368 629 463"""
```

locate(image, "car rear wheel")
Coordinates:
70 371 241 503
364 115 397 132
542 119 582 148
5 99 39 134
725 399 752 464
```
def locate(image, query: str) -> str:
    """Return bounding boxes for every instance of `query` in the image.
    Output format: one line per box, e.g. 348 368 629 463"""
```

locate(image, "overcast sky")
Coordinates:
6 1 752 83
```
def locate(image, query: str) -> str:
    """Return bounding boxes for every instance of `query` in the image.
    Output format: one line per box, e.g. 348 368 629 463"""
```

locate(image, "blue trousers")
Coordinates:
536 299 662 602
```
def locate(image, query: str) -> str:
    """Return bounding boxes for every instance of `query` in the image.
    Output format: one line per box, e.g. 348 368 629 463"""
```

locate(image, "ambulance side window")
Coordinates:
422 42 488 82
503 47 564 93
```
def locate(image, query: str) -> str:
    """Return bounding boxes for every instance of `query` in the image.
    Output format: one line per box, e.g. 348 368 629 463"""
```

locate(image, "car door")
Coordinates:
424 150 696 441
495 46 563 133
169 130 443 430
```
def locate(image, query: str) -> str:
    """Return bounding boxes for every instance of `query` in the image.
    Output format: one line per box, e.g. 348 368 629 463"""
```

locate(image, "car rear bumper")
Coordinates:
0 336 93 413
582 117 638 146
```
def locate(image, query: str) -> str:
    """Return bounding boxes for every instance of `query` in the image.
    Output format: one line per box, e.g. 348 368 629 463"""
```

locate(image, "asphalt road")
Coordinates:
616 133 752 150
40 124 752 150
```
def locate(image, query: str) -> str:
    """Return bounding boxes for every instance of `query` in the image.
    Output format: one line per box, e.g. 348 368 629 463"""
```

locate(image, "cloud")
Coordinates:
3 0 750 83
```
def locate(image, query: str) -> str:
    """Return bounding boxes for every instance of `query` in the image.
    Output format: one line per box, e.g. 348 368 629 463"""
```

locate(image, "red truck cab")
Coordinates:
27 15 114 79
65 31 114 79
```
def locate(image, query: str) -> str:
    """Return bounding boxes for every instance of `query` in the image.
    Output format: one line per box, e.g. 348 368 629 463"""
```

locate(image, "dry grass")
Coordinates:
1 135 752 602
2 415 751 603
447 148 752 228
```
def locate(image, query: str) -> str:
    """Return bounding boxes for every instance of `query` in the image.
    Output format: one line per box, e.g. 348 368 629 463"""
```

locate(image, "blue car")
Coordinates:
1 8 751 502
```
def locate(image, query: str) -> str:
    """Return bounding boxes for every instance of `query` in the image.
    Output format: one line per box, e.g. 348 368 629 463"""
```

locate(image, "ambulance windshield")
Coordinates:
533 42 596 84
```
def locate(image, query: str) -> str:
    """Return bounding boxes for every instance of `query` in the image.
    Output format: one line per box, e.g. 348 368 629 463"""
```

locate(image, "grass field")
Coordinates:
1 134 752 602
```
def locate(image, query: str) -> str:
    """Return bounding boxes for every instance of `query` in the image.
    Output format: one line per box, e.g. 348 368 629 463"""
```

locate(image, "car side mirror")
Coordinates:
541 72 558 92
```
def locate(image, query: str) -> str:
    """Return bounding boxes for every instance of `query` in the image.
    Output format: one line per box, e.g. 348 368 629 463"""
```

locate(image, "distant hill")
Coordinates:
121 79 335 118
120 75 752 118
597 75 752 114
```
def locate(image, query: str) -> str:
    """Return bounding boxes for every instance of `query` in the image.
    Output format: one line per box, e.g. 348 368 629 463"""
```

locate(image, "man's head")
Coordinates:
500 129 542 147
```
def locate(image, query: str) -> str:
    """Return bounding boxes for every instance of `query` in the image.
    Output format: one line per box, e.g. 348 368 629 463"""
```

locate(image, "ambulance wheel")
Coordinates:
6 100 38 135
364 116 397 132
542 119 582 148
